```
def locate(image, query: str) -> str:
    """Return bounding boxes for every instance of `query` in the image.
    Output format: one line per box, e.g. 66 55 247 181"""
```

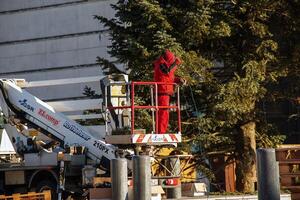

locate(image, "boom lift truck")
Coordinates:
0 75 184 198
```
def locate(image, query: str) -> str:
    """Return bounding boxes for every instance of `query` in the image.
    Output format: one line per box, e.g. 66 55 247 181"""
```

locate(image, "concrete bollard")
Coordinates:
133 155 151 200
111 158 128 200
257 148 280 200
166 157 181 199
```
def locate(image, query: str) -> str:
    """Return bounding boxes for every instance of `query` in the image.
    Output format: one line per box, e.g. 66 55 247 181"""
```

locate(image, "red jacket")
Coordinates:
154 50 181 95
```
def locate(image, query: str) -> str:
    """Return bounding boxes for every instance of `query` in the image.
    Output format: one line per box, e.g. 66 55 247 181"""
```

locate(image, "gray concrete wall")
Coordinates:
0 0 117 100
0 33 110 74
0 1 114 42
0 0 82 12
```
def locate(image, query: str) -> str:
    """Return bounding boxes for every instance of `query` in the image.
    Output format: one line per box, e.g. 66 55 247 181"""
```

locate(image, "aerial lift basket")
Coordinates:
105 81 182 145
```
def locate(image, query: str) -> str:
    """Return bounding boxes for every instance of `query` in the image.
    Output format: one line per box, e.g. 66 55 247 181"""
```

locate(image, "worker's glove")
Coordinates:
178 77 187 85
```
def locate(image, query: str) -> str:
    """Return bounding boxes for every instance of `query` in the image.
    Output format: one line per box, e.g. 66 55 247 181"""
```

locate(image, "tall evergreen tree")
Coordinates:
202 0 285 191
95 0 286 192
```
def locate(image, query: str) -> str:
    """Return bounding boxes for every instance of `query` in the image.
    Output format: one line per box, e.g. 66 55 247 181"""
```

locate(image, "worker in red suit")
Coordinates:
153 49 184 134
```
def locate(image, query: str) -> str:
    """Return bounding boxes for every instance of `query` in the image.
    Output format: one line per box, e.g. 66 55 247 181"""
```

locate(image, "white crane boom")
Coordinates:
0 79 117 167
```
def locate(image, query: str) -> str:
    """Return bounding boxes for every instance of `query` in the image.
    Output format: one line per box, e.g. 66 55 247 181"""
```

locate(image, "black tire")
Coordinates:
36 180 58 200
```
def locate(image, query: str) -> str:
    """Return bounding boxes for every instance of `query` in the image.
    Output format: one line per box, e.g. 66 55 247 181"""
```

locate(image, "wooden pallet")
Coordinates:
276 146 300 200
0 190 51 200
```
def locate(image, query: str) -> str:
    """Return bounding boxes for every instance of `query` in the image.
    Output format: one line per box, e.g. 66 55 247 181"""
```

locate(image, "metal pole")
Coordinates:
131 82 135 134
111 159 128 200
176 85 181 133
105 85 108 135
150 86 155 133
155 83 158 133
167 157 182 199
133 155 151 200
257 148 280 200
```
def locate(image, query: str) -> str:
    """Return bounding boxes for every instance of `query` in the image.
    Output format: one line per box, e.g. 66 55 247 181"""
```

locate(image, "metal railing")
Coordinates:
105 81 182 135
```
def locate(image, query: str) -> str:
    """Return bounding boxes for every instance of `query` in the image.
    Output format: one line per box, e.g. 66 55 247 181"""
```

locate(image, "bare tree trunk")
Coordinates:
235 121 256 193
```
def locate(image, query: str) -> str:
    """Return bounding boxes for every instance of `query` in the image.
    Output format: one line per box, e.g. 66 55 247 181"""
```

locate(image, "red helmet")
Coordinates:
162 49 181 65
162 49 175 63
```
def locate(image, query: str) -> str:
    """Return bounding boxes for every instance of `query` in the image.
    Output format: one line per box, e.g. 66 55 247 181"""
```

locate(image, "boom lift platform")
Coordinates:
105 81 182 146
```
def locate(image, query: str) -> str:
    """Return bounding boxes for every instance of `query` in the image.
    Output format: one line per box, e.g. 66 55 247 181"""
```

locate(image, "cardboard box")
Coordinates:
89 188 112 200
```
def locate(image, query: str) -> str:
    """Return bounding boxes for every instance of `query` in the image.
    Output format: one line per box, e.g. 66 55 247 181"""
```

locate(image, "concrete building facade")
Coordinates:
0 0 116 100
